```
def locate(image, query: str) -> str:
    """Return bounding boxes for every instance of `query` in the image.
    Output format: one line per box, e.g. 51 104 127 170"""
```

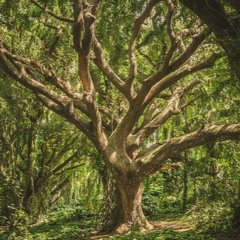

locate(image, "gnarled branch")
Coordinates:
127 80 200 154
143 52 222 105
138 123 240 176
124 0 161 94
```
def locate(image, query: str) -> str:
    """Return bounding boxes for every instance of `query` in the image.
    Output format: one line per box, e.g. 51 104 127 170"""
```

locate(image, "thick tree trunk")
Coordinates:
22 185 45 220
107 174 153 233
22 174 49 221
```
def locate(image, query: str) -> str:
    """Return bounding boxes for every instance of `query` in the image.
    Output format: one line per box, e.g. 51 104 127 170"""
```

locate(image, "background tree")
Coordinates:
0 79 95 224
180 0 240 81
0 0 239 233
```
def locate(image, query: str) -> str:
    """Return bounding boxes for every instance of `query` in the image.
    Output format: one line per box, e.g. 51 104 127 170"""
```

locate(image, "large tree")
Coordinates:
0 0 239 233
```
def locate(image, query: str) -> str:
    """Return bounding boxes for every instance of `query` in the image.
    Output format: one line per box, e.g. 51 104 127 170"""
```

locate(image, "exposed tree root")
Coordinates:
114 221 154 234
80 219 195 239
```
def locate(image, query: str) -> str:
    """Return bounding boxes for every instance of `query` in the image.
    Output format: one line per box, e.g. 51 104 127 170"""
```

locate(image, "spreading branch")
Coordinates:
52 151 79 175
168 29 211 73
134 10 209 108
124 0 161 95
0 42 96 126
93 36 125 95
0 49 67 107
138 123 240 176
143 52 222 105
72 1 108 149
30 0 74 23
109 50 220 145
36 94 94 140
128 81 200 151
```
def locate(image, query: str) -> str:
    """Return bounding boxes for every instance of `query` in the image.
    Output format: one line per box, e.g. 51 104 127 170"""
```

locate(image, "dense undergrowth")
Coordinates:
0 202 239 240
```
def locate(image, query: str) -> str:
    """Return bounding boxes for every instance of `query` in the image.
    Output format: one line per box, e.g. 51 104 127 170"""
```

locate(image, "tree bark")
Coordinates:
107 173 153 233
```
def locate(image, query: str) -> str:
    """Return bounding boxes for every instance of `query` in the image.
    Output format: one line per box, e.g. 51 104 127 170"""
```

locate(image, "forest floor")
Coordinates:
80 220 240 240
1 206 240 240
82 219 195 239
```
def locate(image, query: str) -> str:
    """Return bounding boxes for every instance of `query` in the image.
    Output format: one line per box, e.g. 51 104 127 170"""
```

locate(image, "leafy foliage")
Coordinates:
0 0 239 237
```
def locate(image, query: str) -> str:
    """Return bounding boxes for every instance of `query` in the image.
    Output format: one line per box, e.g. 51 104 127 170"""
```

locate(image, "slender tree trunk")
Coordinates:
107 173 153 233
232 178 240 229
22 183 33 214
23 172 50 220
182 152 188 212
23 123 35 216
207 144 217 201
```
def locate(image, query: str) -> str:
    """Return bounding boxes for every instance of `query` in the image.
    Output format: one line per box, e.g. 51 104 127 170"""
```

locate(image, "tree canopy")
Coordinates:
0 0 240 235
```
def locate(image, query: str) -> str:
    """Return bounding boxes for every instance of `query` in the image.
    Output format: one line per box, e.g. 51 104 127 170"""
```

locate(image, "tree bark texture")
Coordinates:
108 173 153 233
